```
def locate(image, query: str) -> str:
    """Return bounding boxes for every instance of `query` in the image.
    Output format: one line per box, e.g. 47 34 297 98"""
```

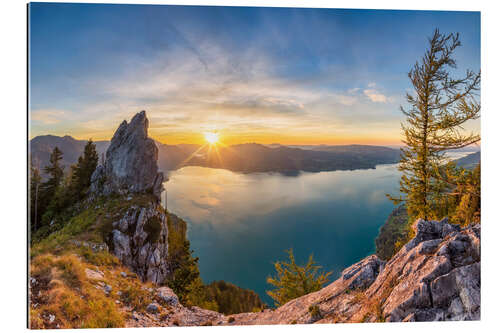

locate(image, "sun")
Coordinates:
204 132 219 145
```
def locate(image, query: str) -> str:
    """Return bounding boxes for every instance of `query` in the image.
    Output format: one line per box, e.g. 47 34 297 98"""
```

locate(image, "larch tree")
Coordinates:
266 249 332 307
391 29 480 220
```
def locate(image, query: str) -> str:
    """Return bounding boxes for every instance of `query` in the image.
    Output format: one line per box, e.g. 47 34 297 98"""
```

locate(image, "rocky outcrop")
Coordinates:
90 111 164 200
88 111 171 284
223 219 480 325
110 202 170 284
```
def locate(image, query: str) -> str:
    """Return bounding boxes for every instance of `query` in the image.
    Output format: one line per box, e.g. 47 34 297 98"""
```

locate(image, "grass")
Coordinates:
29 253 125 328
28 193 172 329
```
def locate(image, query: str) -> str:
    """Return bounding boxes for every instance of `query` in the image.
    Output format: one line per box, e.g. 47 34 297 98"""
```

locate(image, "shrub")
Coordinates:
308 304 322 320
266 249 332 307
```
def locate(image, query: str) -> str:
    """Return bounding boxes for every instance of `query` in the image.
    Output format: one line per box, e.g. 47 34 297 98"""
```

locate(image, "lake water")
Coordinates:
162 164 402 305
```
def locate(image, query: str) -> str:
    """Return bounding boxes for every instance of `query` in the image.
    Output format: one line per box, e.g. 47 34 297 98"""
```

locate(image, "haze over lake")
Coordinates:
163 164 401 305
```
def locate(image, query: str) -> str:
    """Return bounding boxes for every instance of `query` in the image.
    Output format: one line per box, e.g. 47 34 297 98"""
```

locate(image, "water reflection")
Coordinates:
163 165 401 305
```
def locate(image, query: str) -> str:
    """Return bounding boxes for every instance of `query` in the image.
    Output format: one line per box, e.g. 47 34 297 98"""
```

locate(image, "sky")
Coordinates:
29 3 480 146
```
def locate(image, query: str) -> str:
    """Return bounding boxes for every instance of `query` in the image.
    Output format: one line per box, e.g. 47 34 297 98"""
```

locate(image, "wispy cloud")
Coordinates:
31 109 68 125
363 89 389 103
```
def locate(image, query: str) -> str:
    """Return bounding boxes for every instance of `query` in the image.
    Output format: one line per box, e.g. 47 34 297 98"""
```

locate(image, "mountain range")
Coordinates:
30 135 401 176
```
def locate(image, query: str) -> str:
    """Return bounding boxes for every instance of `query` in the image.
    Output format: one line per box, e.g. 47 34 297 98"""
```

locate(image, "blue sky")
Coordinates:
29 3 480 145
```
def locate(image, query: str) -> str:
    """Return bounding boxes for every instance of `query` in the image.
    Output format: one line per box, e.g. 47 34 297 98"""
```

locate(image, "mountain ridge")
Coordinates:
30 134 401 175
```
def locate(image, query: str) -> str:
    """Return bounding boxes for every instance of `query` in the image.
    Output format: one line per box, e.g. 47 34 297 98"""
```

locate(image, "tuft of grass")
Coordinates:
120 283 154 311
55 255 86 289
308 304 322 320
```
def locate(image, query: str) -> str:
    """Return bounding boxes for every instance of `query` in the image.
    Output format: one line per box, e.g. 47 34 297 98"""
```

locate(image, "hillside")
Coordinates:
30 135 109 172
454 151 480 169
30 135 400 175
29 111 480 328
30 208 480 327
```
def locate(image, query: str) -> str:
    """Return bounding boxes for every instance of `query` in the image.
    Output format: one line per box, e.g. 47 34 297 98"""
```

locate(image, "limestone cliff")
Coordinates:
90 111 169 284
90 110 164 200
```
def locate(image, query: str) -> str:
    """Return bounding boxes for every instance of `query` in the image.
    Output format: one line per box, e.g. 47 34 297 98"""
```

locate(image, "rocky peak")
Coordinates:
91 111 164 200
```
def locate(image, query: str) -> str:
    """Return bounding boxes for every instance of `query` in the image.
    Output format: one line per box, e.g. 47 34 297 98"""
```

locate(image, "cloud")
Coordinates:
30 40 403 144
363 89 388 103
31 109 68 124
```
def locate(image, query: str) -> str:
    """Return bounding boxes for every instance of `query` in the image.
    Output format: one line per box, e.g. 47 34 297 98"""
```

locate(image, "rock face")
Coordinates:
89 111 171 284
224 219 480 325
91 111 164 200
110 202 170 284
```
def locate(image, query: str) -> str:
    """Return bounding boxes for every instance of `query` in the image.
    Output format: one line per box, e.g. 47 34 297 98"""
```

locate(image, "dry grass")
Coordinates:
29 252 134 328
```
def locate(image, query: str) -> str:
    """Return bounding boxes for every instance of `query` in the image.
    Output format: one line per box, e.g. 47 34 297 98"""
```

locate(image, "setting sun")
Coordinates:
204 132 219 144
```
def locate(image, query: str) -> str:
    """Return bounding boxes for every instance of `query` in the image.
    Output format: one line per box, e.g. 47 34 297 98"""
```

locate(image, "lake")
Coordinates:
162 164 402 305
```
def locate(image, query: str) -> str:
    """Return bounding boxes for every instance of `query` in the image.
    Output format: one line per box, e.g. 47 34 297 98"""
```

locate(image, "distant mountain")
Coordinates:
30 135 109 173
30 135 401 175
454 151 480 169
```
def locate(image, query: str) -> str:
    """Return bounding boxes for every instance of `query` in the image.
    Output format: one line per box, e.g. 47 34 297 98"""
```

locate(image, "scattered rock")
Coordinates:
85 268 104 280
147 303 161 314
104 284 113 294
157 286 179 306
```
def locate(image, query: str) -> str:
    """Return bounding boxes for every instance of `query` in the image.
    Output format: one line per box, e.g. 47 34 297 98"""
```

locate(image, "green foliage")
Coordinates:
375 205 412 260
31 141 99 234
436 162 481 226
266 249 332 307
144 216 162 243
389 29 480 221
30 160 43 232
69 140 99 201
205 280 265 315
36 147 65 229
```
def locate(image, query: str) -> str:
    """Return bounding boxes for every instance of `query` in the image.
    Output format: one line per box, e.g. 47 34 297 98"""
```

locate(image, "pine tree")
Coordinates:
390 29 480 220
29 159 42 232
266 249 331 307
70 139 99 200
38 147 65 227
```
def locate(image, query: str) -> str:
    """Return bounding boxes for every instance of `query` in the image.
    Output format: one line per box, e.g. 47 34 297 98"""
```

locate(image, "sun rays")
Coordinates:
175 131 231 169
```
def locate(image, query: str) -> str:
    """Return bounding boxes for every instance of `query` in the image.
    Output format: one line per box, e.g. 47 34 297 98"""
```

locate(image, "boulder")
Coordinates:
146 303 161 314
157 286 179 306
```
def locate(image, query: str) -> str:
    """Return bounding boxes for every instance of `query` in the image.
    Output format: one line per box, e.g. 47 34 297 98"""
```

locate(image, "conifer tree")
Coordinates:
39 147 64 219
266 249 331 307
390 29 480 220
70 139 99 200
29 159 42 232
